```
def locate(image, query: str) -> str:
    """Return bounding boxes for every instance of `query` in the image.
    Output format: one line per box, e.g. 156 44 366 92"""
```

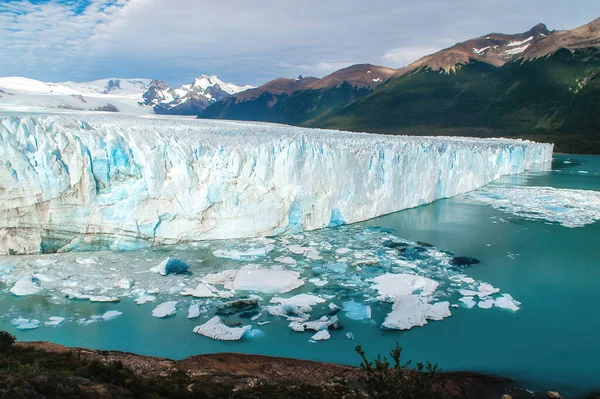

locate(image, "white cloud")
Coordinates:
381 42 455 68
0 0 598 85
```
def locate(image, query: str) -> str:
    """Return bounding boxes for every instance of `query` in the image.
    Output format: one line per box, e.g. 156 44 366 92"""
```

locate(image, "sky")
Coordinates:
0 0 598 87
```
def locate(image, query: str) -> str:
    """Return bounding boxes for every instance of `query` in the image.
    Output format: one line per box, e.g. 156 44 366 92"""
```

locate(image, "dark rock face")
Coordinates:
93 103 120 112
450 256 481 267
103 79 121 94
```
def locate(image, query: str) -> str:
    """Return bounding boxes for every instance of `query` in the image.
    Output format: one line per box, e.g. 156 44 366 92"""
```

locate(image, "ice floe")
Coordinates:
152 301 178 318
381 295 451 330
10 276 43 296
463 185 600 228
193 316 251 340
232 268 304 294
311 330 331 341
150 257 190 276
367 274 439 301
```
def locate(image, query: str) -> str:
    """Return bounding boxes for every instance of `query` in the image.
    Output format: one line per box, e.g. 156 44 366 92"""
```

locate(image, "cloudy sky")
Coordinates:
0 0 598 86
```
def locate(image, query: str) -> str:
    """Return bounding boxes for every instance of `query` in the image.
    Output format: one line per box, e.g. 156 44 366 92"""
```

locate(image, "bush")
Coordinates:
0 330 16 352
356 343 442 399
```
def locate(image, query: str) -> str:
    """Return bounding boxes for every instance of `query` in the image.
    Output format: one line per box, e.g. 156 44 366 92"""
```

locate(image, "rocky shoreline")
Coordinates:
2 341 586 398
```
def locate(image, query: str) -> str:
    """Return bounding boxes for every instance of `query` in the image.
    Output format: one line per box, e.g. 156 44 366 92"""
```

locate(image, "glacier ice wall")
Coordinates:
0 113 553 254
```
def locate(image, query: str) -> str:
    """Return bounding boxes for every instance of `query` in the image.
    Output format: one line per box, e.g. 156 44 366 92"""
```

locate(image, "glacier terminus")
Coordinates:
0 113 553 255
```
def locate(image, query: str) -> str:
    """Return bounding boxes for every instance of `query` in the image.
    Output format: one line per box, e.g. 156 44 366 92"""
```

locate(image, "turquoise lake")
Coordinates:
1 154 599 398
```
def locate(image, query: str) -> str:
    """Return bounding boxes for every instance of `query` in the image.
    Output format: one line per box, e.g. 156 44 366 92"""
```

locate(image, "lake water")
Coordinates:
1 154 598 398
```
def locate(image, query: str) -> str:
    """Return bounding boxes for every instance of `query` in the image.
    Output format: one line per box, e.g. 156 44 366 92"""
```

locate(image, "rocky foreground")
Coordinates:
0 341 588 398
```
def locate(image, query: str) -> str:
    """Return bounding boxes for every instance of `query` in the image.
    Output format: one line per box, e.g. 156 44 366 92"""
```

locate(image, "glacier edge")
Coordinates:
0 113 553 254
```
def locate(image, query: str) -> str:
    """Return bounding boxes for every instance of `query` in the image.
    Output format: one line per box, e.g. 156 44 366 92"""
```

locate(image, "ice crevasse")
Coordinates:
0 113 553 254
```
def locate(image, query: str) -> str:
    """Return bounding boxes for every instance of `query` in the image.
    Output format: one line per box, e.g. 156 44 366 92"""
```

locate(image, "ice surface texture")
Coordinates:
0 113 553 254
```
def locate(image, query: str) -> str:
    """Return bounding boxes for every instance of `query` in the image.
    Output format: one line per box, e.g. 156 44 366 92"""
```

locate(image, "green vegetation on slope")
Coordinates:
309 48 600 153
199 82 371 125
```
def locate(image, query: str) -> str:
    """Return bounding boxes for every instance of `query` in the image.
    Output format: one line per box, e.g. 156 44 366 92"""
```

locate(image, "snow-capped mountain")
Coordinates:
0 75 253 115
142 74 254 115
0 77 153 114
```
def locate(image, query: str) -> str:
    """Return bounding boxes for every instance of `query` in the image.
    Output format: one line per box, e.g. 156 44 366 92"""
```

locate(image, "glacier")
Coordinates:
0 113 553 255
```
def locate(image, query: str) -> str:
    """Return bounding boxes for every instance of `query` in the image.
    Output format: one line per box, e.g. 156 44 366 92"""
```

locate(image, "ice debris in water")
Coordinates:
193 316 251 341
382 295 451 330
232 268 304 294
463 185 600 228
367 274 439 301
44 316 66 326
10 276 43 296
152 301 178 318
311 330 331 341
188 303 201 319
213 247 267 261
11 317 40 330
150 257 189 276
0 223 521 335
101 310 123 320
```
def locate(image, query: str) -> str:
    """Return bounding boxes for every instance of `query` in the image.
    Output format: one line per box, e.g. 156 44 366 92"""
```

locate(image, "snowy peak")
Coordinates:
401 23 553 74
142 75 254 115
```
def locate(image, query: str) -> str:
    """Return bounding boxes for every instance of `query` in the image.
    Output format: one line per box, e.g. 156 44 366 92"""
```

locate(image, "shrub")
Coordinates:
356 343 442 399
0 330 16 352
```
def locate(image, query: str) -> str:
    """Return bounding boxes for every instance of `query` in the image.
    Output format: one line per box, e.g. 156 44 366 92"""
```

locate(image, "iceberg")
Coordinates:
463 185 600 228
152 301 178 318
0 114 552 255
367 273 439 301
150 257 189 276
311 330 331 341
11 317 40 330
232 268 304 294
381 295 451 330
193 316 251 341
10 276 43 296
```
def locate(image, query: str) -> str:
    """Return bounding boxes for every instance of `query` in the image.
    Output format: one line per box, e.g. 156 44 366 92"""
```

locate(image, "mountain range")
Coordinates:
198 17 600 153
0 17 599 152
0 75 253 115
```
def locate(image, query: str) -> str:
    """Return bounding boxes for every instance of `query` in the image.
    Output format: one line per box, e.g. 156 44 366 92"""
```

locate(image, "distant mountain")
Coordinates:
311 18 600 153
0 77 153 114
198 64 396 124
0 75 253 115
200 17 600 153
142 74 254 115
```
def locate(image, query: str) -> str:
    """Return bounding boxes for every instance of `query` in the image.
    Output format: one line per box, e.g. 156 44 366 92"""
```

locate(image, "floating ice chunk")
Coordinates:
335 248 351 254
232 268 304 294
459 296 477 309
459 282 499 298
346 332 355 340
12 317 40 330
342 300 372 320
193 316 251 340
329 303 341 311
101 310 123 320
114 279 133 289
270 294 325 307
44 316 66 326
311 330 331 341
180 282 217 298
76 256 99 265
305 250 322 260
213 247 266 260
381 295 451 330
201 269 237 290
274 256 297 265
288 245 308 254
368 274 438 301
257 321 271 326
150 257 189 276
89 296 120 303
152 301 178 318
463 186 600 228
135 293 156 305
188 303 201 319
290 315 339 332
494 294 521 311
308 278 328 287
10 276 43 296
425 301 451 320
478 299 494 309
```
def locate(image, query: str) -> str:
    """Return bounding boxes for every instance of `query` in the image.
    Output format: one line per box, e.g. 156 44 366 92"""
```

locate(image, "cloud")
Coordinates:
0 0 599 86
